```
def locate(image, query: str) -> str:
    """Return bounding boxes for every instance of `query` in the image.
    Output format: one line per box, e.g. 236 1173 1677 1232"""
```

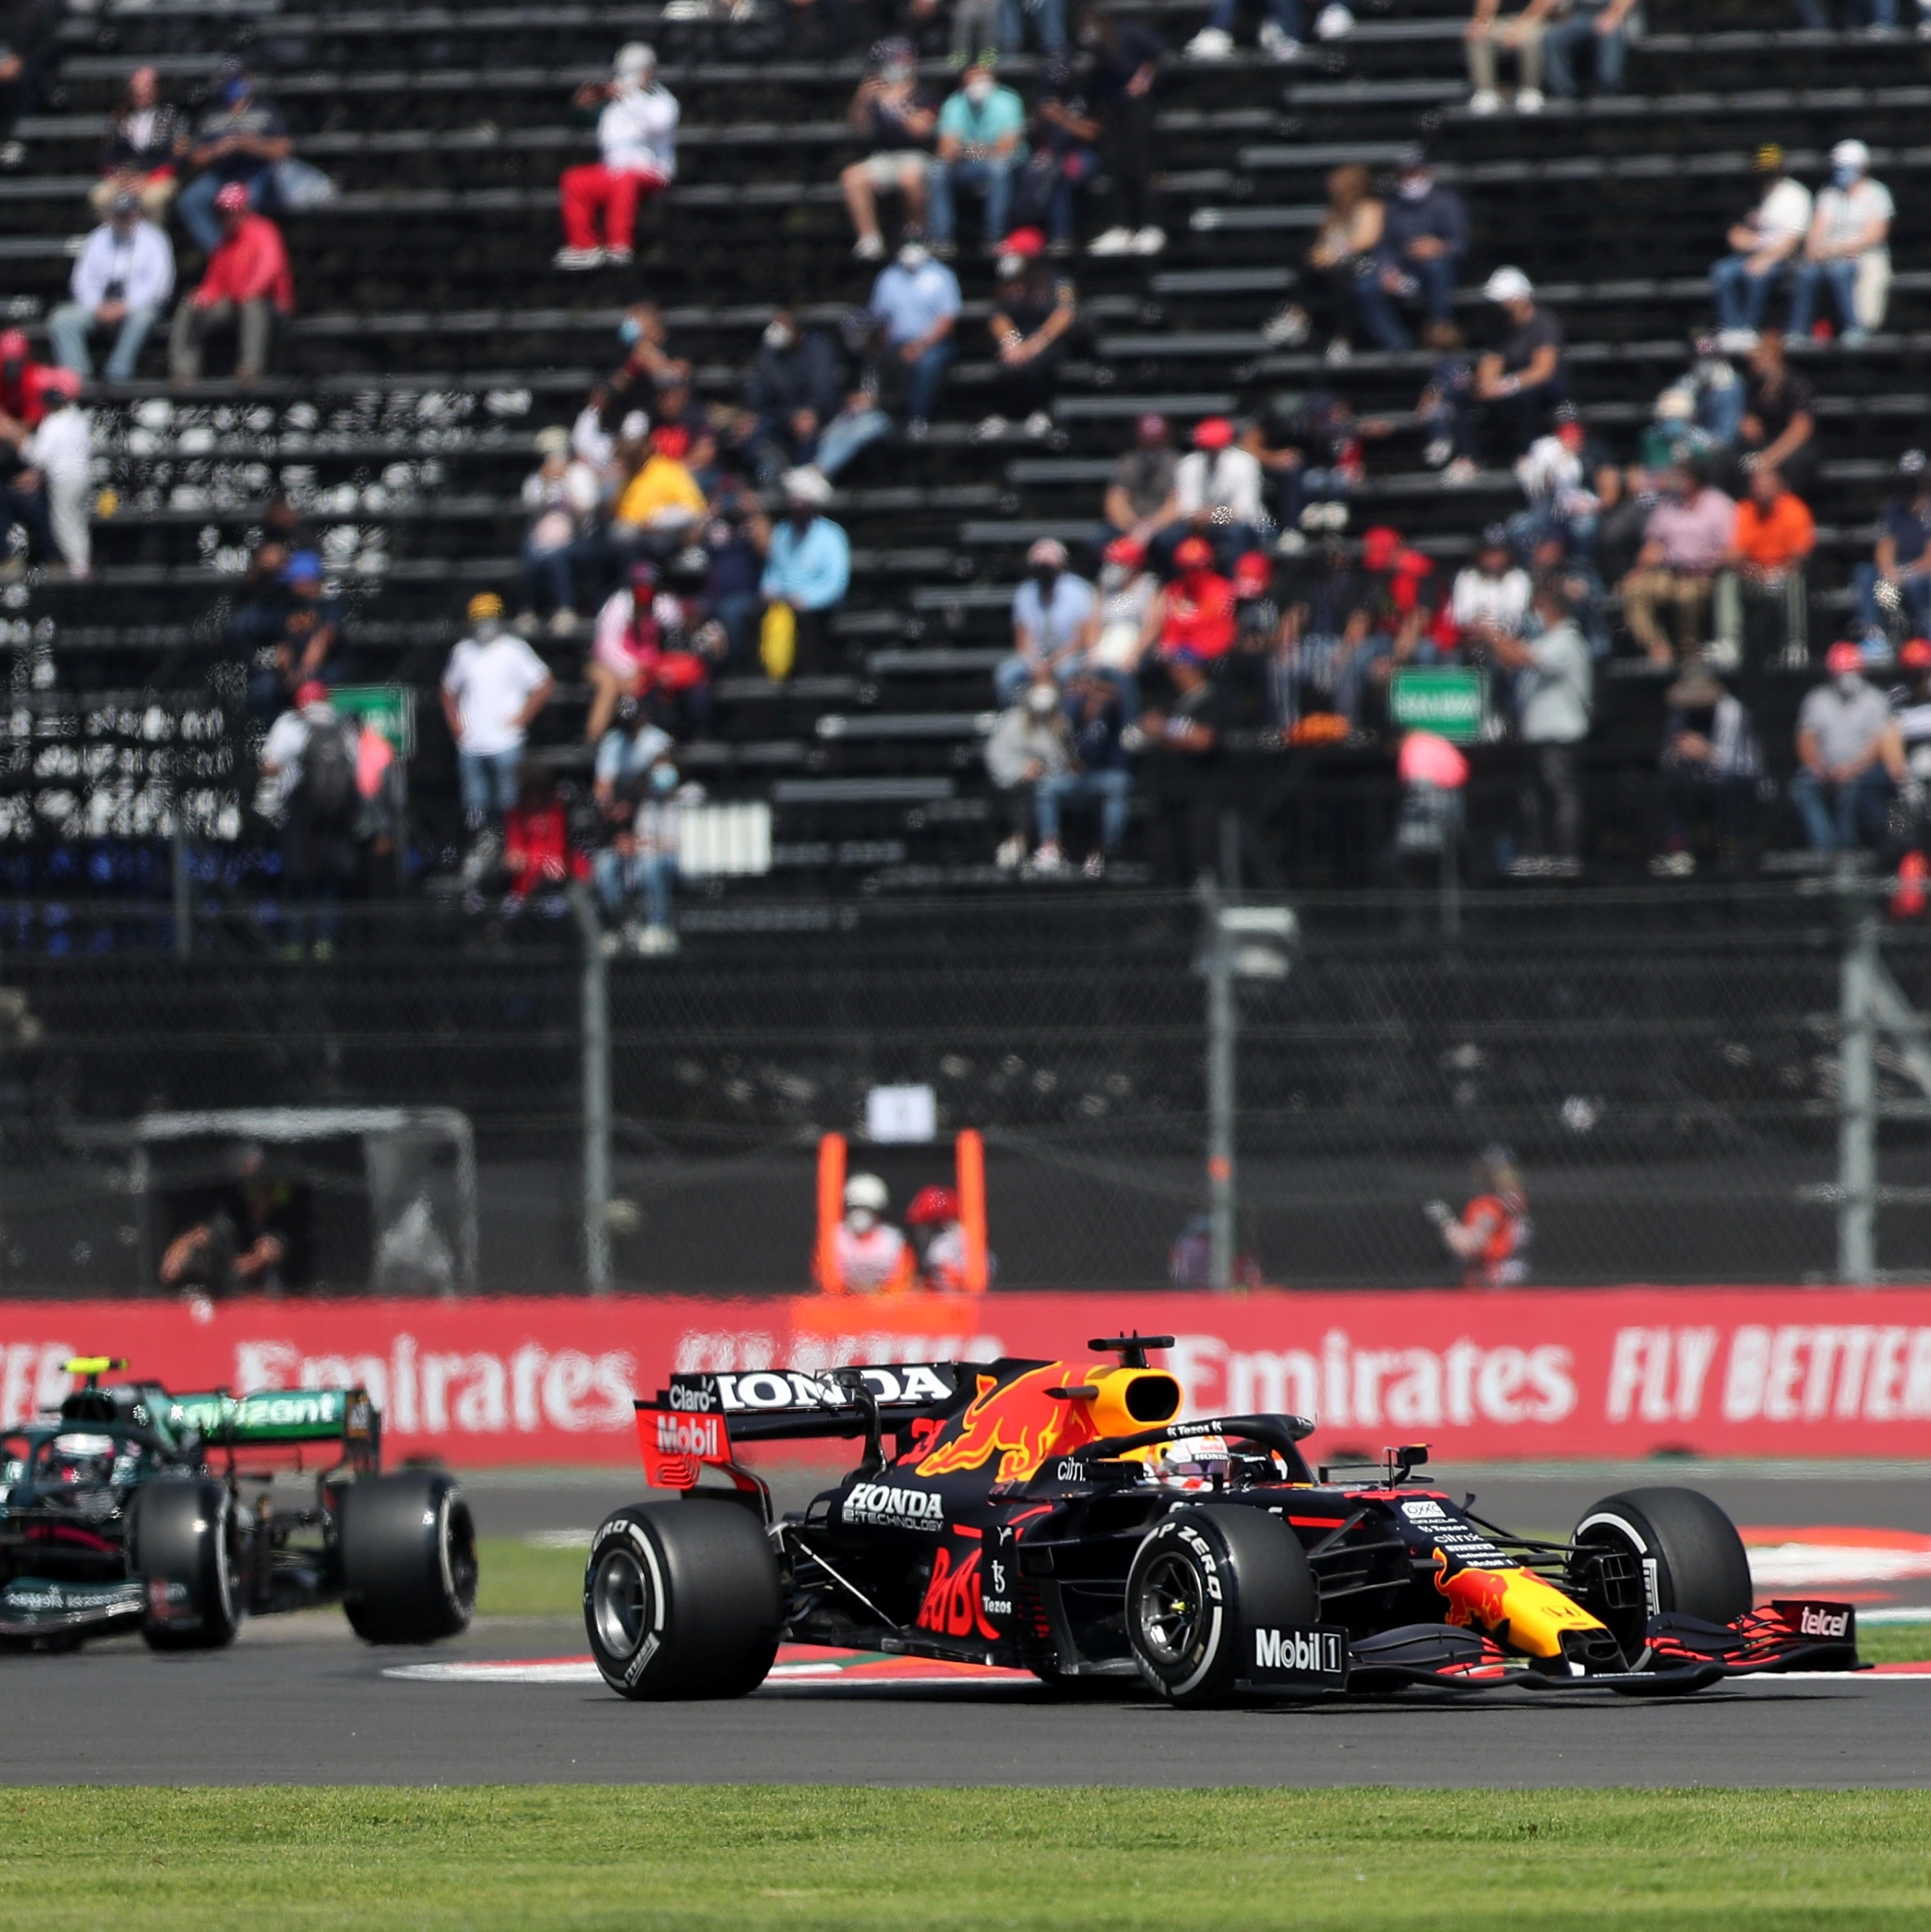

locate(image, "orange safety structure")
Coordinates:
813 1129 989 1296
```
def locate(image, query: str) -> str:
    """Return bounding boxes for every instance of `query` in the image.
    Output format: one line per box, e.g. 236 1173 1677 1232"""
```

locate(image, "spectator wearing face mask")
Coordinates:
987 676 1071 870
761 467 850 676
1787 140 1893 346
869 235 960 435
980 230 1077 440
1035 669 1134 875
608 302 690 411
1620 457 1737 665
745 310 845 486
91 64 188 222
1173 416 1266 567
825 1173 913 1295
1155 537 1238 663
1476 268 1565 457
49 189 175 384
611 424 706 559
1079 6 1166 258
167 182 292 384
1718 464 1815 667
1854 450 1931 652
556 43 678 271
1710 144 1813 352
1792 641 1902 852
1362 149 1468 351
930 63 1026 258
1090 536 1162 688
1105 413 1181 551
592 717 695 954
520 427 604 637
996 538 1098 704
842 40 936 263
178 67 291 253
442 593 556 834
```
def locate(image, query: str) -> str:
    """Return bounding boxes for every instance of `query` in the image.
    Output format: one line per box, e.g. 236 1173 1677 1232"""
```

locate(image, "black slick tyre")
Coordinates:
1571 1486 1752 1657
1126 1504 1319 1708
133 1478 242 1651
584 1500 781 1700
338 1469 478 1643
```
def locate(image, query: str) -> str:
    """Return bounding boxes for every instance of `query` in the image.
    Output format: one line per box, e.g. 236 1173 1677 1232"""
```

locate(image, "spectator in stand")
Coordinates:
519 426 604 637
49 191 175 384
1720 465 1815 666
1792 641 1900 852
1418 324 1481 483
1105 412 1181 551
1080 6 1165 258
1300 165 1385 365
1153 536 1237 663
0 0 56 168
588 559 667 740
980 230 1077 439
1173 416 1266 566
442 593 555 835
1035 669 1133 875
250 551 343 717
1475 268 1565 456
1020 58 1100 253
1855 449 1931 652
929 63 1026 259
1364 149 1468 351
1737 331 1818 500
986 678 1070 869
178 68 291 254
841 40 935 264
1450 525 1531 657
1787 139 1893 346
995 538 1098 704
745 309 846 486
1185 0 1302 62
699 474 771 665
501 764 584 912
1134 647 1236 883
761 466 850 676
1465 0 1545 113
1489 572 1592 876
23 381 88 578
0 363 54 573
608 302 691 414
1091 535 1162 686
1512 402 1613 562
1002 0 1068 56
610 423 706 561
0 325 57 432
1710 144 1813 352
592 717 693 954
260 679 361 956
1620 457 1736 665
91 65 189 222
1652 665 1763 877
1542 0 1639 100
167 183 292 385
556 44 678 271
807 310 893 481
869 235 960 436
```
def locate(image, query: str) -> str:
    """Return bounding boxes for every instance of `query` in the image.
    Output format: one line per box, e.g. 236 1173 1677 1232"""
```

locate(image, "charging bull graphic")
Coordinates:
915 1362 1100 1482
1432 1549 1608 1658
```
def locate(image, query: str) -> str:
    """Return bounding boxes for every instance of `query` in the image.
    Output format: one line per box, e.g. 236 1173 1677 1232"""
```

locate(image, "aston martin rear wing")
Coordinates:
166 1387 380 1469
656 1363 965 1443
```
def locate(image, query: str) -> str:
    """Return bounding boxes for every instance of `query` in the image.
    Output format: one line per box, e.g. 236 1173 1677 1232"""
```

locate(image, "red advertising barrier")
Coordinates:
6 1289 1931 1465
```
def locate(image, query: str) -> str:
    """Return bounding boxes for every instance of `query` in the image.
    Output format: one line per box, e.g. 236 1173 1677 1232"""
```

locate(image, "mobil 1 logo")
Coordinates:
1243 1623 1349 1692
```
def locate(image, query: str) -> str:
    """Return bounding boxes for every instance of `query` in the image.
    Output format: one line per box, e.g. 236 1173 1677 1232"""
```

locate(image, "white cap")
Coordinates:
615 40 655 79
781 465 833 507
619 409 649 440
1831 138 1870 174
1655 387 1694 423
844 1172 889 1212
1484 266 1533 305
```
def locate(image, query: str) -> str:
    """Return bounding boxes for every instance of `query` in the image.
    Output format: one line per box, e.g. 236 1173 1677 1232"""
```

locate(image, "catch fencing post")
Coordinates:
569 884 613 1293
1839 886 1878 1284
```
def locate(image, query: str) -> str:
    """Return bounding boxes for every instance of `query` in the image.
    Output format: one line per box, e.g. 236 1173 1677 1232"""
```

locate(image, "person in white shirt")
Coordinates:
1709 144 1813 351
440 593 556 829
556 43 679 270
827 1172 911 1293
1787 138 1894 345
1171 416 1266 564
48 191 175 382
1450 525 1532 652
1487 572 1593 873
23 385 92 576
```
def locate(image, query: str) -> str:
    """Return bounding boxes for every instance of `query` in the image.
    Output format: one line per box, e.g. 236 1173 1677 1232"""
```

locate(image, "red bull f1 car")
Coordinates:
585 1336 1860 1702
0 1358 476 1650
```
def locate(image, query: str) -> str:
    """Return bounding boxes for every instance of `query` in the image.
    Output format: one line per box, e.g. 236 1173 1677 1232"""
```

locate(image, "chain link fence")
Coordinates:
3 886 1930 1293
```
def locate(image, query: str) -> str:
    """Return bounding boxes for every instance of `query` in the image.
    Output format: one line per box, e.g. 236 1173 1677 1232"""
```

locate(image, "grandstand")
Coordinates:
1 0 1925 896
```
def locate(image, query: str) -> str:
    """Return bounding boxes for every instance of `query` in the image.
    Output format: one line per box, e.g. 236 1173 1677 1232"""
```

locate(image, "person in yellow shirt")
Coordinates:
612 424 706 547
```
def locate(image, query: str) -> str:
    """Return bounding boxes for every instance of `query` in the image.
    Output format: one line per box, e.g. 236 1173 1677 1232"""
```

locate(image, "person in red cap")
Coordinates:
1173 415 1264 567
980 230 1076 438
1792 640 1902 854
167 180 293 383
1105 412 1180 551
906 1185 989 1291
0 327 58 432
1157 536 1237 663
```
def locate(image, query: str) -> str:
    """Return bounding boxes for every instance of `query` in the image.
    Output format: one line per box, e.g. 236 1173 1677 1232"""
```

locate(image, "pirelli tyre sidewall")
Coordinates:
1126 1504 1320 1708
584 1500 782 1700
339 1469 478 1644
1571 1485 1753 1656
132 1477 242 1651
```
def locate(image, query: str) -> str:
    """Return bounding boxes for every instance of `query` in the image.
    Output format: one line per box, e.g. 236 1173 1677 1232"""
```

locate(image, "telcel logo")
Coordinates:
1800 1606 1849 1639
654 1413 721 1459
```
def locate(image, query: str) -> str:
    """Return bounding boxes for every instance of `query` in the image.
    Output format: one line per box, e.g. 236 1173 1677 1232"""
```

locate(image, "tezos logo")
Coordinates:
1800 1607 1849 1639
1401 1499 1447 1521
844 1482 944 1531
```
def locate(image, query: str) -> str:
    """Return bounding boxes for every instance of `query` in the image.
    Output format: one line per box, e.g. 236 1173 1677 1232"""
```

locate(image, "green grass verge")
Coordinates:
1851 1622 1931 1664
5 1788 1931 1929
475 1537 583 1619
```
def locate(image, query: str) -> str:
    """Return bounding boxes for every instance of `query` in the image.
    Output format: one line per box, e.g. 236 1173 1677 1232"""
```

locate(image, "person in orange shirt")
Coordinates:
1722 463 1815 667
167 180 293 383
1425 1144 1531 1288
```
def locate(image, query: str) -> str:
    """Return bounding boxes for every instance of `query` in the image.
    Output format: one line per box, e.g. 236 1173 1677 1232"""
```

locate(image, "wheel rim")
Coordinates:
592 1547 651 1659
212 1496 236 1627
439 1495 479 1615
1135 1549 1205 1669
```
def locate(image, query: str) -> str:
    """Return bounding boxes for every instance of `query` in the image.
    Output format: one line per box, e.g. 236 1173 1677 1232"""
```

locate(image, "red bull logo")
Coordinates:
917 1545 1000 1640
1434 1552 1512 1630
1432 1549 1608 1658
916 1363 1099 1482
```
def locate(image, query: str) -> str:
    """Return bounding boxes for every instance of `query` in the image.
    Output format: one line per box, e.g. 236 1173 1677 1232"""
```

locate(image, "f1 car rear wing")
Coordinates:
654 1363 963 1443
167 1388 380 1463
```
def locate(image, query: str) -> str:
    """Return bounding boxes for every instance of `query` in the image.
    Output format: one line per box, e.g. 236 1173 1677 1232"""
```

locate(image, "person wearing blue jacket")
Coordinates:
1357 149 1468 351
761 467 851 676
